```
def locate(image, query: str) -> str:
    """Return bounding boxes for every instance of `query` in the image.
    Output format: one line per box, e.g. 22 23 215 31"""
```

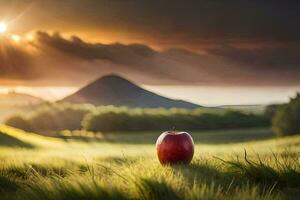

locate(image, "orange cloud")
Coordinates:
1 31 300 87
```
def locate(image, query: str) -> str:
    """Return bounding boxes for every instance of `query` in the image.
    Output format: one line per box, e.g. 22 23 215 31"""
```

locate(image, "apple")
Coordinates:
156 131 194 165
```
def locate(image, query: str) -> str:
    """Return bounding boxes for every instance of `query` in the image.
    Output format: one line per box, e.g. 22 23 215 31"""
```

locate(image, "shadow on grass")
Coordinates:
171 152 300 197
217 151 300 189
19 181 129 200
0 131 33 148
136 178 181 200
0 176 19 193
1 164 70 180
0 175 20 200
171 162 232 186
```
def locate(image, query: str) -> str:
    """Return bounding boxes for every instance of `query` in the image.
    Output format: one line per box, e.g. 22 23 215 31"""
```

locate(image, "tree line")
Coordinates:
5 103 269 133
269 93 300 136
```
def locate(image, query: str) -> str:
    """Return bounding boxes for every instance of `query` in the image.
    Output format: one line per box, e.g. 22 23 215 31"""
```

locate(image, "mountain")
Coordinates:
63 74 200 108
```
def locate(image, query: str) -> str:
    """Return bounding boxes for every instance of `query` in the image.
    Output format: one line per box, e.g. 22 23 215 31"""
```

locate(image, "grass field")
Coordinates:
0 125 300 200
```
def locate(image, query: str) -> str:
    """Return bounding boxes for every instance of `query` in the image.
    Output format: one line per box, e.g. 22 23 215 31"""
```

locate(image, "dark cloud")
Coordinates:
1 31 300 86
0 38 35 79
29 0 300 47
34 31 156 64
207 45 300 69
1 0 300 49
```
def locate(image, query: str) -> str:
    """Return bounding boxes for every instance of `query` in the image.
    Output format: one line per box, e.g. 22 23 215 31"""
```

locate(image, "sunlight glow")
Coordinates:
11 34 21 43
0 22 7 33
26 34 34 42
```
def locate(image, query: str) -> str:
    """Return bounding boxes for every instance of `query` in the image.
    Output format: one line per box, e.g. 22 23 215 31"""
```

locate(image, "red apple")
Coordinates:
156 131 194 165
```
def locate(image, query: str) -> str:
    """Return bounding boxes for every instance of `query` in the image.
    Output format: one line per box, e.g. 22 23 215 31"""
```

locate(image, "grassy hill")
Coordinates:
0 125 300 199
0 125 64 148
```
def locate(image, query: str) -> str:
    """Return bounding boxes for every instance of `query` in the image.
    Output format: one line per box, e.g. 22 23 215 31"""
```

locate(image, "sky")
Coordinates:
0 0 300 105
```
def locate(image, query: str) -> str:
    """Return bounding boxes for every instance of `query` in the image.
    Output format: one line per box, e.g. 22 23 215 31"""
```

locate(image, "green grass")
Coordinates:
0 125 300 200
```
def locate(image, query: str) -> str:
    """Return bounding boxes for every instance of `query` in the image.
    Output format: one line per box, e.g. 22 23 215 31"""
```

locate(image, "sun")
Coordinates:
0 22 7 33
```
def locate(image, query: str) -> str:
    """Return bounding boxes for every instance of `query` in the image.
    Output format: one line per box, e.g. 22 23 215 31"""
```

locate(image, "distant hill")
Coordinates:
0 92 43 107
63 74 200 108
0 92 44 121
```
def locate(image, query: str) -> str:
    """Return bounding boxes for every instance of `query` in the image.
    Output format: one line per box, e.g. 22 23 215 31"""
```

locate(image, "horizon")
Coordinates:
1 1 300 105
1 74 299 106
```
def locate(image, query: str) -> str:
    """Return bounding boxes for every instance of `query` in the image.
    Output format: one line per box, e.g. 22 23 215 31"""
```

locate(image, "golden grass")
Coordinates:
0 125 300 199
